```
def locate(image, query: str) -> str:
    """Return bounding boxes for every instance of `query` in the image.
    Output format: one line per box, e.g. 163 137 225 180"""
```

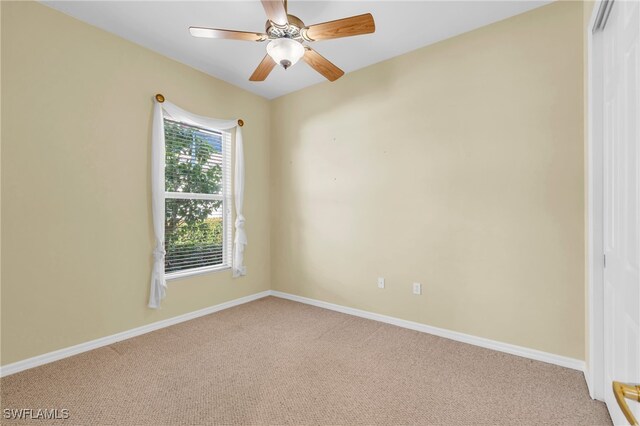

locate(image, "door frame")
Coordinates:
586 0 610 402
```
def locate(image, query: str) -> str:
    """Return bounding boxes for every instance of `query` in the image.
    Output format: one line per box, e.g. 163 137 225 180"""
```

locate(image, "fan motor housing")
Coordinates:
266 14 306 40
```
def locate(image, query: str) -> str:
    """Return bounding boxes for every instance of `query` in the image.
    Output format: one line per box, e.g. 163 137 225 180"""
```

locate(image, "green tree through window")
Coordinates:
164 120 226 273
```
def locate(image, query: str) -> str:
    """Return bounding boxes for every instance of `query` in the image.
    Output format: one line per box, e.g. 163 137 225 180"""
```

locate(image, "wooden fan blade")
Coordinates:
303 13 375 41
261 0 288 26
189 27 267 42
302 48 344 82
249 55 277 81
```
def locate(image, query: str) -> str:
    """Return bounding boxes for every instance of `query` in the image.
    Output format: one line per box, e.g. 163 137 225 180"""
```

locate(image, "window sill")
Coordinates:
165 264 231 282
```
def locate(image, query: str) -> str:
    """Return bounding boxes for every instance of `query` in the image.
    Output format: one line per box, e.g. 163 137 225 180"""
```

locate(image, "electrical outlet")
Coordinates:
377 277 385 289
412 282 422 295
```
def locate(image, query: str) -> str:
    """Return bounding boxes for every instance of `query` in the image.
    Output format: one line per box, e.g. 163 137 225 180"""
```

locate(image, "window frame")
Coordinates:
163 118 233 281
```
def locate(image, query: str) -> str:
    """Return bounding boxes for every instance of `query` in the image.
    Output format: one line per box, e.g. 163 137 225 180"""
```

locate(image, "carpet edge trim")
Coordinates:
270 291 585 371
0 290 271 377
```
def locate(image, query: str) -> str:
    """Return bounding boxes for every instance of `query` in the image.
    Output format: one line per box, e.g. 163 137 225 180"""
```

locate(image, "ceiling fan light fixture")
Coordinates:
189 1 375 82
266 38 305 69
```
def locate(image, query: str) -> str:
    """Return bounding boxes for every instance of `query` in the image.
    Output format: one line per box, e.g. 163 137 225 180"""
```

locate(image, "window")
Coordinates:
163 119 232 278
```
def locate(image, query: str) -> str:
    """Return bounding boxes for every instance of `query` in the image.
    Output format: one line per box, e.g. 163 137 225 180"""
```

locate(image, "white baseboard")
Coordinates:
1 289 585 378
0 290 271 378
270 291 586 371
584 367 595 399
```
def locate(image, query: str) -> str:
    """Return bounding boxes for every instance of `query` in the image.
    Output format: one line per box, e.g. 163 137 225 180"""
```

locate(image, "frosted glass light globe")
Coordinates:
267 38 305 70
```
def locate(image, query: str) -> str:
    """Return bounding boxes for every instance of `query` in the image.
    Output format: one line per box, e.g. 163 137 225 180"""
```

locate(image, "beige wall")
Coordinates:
1 0 589 365
1 2 271 365
0 0 3 362
270 1 585 359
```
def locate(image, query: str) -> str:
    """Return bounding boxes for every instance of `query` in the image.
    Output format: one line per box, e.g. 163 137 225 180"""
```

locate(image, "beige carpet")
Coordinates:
1 296 610 425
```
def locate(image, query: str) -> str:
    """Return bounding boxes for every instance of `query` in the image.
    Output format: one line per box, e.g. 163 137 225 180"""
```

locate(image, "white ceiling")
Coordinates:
42 1 550 99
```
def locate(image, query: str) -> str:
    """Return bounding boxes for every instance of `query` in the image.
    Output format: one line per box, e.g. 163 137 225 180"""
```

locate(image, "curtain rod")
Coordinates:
155 93 244 127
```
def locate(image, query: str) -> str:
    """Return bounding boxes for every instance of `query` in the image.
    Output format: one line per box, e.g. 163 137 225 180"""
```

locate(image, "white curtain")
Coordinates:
148 98 247 309
148 101 166 309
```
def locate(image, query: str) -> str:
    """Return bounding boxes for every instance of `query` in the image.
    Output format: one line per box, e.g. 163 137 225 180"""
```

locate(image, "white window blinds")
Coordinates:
163 119 232 276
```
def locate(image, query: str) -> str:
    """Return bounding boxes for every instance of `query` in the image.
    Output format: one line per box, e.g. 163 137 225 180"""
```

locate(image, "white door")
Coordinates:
602 0 640 424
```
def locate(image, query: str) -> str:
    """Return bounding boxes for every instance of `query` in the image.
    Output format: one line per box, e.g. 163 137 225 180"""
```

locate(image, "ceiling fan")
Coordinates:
189 0 375 82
